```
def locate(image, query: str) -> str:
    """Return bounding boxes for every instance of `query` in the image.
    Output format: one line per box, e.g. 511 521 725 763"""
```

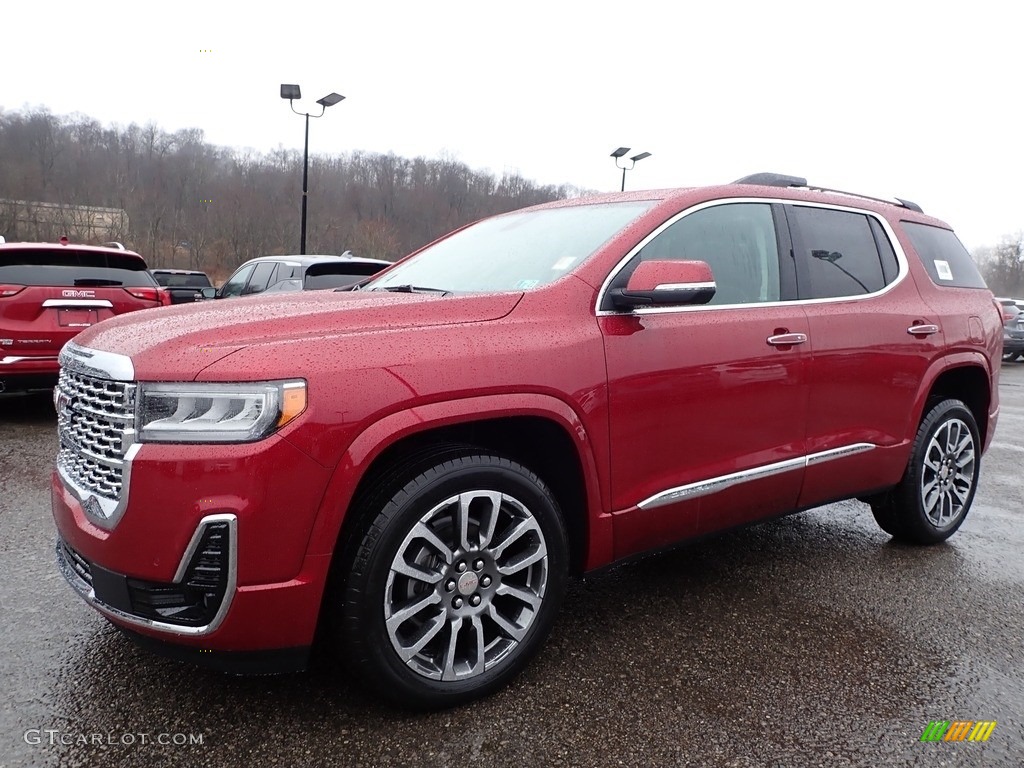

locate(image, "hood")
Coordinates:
74 290 523 380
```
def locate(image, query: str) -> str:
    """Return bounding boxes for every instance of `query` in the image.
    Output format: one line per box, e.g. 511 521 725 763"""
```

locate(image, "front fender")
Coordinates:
302 392 613 570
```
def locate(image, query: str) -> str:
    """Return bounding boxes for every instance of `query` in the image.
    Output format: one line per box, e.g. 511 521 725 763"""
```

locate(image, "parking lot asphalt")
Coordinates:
1 365 1022 768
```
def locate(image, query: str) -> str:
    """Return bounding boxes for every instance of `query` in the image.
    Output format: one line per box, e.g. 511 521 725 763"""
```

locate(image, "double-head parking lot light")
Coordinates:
280 85 346 255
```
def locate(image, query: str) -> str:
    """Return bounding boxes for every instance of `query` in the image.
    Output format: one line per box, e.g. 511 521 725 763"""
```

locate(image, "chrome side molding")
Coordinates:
638 443 876 510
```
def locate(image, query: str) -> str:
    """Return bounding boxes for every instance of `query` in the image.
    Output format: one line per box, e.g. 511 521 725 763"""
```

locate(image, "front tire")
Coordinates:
332 453 568 709
871 399 980 544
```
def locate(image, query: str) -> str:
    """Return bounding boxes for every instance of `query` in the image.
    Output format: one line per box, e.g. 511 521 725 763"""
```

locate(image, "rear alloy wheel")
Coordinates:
871 399 980 544
334 453 568 708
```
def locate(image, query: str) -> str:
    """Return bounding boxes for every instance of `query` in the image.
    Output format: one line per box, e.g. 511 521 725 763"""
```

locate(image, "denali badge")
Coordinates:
62 289 96 298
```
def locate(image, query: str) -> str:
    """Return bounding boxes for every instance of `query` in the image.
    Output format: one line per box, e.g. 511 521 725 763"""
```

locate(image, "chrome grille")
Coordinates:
56 368 136 502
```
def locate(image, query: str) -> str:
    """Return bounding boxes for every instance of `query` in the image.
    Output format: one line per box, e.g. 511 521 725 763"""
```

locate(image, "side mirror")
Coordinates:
609 260 717 310
199 287 217 300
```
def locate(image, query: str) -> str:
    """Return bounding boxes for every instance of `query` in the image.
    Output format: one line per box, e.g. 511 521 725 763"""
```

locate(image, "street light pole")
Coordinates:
610 147 652 191
280 85 345 255
301 111 310 256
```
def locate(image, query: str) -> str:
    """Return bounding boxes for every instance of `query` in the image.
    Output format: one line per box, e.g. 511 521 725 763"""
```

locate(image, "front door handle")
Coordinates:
766 332 808 347
907 324 940 337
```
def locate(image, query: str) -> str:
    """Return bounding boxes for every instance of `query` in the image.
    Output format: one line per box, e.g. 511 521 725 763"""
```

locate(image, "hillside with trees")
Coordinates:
0 108 582 278
977 235 1024 298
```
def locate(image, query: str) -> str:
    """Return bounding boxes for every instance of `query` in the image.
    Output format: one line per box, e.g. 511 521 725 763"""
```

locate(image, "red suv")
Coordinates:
1 241 169 393
50 175 1002 708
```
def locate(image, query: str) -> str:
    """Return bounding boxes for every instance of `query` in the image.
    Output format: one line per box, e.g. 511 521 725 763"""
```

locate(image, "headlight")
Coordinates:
137 380 306 443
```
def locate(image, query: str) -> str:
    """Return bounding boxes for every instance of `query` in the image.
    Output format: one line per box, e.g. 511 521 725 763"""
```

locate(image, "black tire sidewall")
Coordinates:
343 454 568 708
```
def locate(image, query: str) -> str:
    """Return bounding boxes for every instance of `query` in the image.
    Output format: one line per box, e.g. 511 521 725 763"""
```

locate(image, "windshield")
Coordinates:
366 201 654 293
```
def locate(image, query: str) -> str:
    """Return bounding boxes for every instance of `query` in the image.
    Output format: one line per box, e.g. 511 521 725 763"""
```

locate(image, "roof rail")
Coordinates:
101 241 126 250
732 172 925 214
894 197 924 213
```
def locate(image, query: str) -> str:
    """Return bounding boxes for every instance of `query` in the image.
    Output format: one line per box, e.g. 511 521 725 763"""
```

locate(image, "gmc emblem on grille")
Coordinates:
61 289 96 298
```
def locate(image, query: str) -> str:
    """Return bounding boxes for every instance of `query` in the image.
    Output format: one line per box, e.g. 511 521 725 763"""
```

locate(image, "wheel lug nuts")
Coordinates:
457 561 467 572
445 579 456 592
470 595 481 607
473 559 484 571
453 597 464 609
481 575 492 587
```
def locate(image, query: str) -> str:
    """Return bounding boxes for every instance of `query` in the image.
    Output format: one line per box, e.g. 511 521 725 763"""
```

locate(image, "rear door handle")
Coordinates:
907 324 940 336
766 333 808 347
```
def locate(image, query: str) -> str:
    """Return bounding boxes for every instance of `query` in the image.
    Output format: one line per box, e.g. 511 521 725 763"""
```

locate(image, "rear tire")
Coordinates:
871 399 980 544
330 452 568 709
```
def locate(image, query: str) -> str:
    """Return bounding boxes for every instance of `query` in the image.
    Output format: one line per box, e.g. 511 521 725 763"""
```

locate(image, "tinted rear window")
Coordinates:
305 261 387 290
153 272 212 288
0 248 156 287
901 222 987 289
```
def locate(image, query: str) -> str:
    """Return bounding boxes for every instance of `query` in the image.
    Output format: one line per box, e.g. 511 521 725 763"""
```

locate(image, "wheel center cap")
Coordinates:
457 572 479 596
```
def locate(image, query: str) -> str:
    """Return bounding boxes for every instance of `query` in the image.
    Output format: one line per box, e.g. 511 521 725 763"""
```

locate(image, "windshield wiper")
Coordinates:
371 284 450 295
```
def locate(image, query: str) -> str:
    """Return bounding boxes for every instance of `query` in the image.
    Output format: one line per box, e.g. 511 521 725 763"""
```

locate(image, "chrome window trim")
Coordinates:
654 281 717 291
59 341 135 382
56 513 238 637
595 197 911 317
41 299 114 309
637 443 876 510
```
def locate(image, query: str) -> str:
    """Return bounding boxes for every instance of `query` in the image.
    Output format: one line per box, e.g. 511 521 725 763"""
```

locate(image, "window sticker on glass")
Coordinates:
515 279 540 290
934 260 954 281
551 256 575 271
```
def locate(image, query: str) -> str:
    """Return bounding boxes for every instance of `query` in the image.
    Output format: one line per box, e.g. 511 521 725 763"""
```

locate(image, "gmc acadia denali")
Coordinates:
51 175 1002 708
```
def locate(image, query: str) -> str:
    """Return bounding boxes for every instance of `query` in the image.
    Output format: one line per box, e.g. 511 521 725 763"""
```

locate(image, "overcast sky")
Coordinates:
2 0 1021 250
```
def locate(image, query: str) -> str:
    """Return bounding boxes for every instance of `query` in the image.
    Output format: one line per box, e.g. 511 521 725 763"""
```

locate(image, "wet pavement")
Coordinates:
1 366 1022 767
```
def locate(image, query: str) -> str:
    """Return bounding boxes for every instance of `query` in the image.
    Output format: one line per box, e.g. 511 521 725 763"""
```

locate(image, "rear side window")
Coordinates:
0 248 156 287
243 262 278 294
901 222 988 289
790 207 888 299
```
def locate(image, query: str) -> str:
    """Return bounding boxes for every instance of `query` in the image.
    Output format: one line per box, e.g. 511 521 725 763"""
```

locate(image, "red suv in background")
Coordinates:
50 174 1002 708
1 241 169 393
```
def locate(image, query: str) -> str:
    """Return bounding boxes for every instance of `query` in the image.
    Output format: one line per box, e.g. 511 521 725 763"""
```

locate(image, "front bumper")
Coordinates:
56 515 237 635
51 435 335 655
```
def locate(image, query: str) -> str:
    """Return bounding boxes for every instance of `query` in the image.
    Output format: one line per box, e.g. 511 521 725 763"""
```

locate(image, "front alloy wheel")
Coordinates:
385 490 549 682
333 452 568 708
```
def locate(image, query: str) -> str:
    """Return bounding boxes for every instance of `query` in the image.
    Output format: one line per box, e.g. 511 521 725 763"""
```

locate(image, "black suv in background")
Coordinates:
150 269 213 305
0 241 168 392
998 300 1024 361
211 253 390 298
